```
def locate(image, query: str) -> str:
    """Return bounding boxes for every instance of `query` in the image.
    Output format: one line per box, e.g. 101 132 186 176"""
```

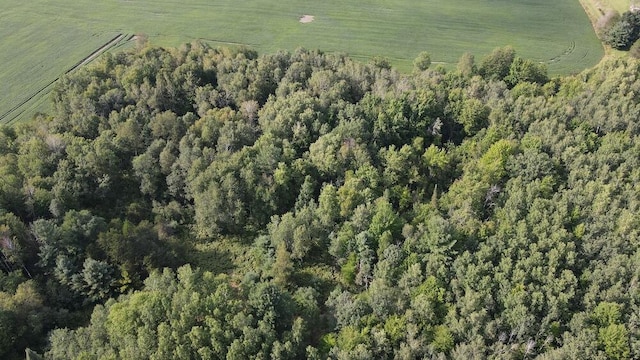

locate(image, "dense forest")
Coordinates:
1 42 639 359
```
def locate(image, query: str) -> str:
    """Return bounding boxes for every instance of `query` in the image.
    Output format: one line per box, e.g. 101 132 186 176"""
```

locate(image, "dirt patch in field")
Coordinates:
299 15 314 23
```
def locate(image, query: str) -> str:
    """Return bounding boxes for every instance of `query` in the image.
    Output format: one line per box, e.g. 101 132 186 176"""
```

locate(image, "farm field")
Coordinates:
2 0 603 124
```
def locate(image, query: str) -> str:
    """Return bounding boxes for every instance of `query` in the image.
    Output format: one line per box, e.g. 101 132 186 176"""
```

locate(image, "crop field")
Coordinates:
2 0 603 123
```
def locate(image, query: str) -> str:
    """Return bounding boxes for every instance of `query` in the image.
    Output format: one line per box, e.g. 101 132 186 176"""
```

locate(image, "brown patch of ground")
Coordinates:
299 15 314 23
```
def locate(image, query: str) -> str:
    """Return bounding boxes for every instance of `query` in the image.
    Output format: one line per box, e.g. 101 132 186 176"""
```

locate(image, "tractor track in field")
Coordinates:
0 33 128 124
71 33 128 71
547 40 576 63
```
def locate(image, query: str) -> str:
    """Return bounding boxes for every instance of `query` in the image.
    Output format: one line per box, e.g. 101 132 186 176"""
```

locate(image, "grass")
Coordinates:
607 0 633 12
2 0 603 123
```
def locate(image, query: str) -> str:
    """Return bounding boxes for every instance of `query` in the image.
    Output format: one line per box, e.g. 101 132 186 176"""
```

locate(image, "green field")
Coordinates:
1 0 603 123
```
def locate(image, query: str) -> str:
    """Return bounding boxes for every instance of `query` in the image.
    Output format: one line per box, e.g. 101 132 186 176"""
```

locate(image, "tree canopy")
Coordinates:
0 43 639 359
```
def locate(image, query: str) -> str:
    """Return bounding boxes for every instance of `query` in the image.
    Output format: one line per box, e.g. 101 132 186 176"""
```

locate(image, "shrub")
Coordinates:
603 20 635 49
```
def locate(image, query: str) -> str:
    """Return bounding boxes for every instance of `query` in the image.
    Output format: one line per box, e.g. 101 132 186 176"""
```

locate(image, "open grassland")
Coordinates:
1 0 603 123
578 0 630 28
606 0 633 12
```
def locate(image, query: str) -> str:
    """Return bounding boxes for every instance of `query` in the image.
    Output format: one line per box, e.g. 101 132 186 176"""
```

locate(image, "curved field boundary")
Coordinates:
579 0 607 27
0 33 128 125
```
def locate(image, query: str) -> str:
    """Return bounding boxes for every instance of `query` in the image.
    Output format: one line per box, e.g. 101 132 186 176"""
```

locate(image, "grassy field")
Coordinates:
578 0 630 28
2 0 603 123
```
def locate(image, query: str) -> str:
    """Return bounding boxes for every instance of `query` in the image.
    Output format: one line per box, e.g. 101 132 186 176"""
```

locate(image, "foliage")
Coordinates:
0 43 639 359
0 281 52 360
413 51 432 72
603 11 640 50
604 19 636 49
478 46 516 81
